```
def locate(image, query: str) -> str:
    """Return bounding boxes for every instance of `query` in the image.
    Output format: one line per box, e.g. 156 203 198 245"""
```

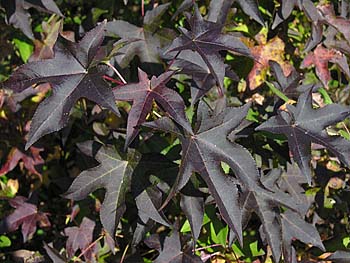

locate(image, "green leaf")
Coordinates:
0 235 11 248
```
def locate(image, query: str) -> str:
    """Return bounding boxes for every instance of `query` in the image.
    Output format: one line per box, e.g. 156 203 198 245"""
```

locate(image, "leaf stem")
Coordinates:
105 62 127 84
76 234 104 259
120 243 130 263
165 51 181 72
265 81 290 103
103 75 124 85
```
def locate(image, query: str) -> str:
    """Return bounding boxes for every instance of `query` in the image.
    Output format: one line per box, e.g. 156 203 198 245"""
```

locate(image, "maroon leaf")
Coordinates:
301 45 350 88
0 147 44 178
0 196 50 242
64 217 96 261
113 68 191 148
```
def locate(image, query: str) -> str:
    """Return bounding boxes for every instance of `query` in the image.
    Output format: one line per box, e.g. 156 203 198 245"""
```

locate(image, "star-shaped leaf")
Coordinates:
154 229 202 263
113 68 191 148
269 61 301 99
256 89 350 184
4 21 120 149
1 0 63 39
166 5 251 94
106 3 175 68
172 50 238 104
0 196 50 242
64 141 140 237
301 44 350 88
64 217 96 261
0 146 44 178
281 210 325 262
247 33 292 90
146 99 306 250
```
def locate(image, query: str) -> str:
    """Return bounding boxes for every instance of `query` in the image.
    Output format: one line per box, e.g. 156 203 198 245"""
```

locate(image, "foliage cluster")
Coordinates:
1 0 350 262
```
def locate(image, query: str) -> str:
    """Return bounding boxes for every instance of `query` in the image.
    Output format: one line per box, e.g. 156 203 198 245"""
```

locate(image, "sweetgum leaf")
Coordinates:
106 3 175 68
154 230 202 263
180 194 204 243
113 68 191 148
64 141 140 237
301 45 350 88
1 0 63 39
64 217 95 260
248 35 292 90
328 250 350 263
281 210 325 262
4 21 119 149
172 50 238 104
136 186 170 226
269 61 301 99
256 89 350 184
146 99 305 250
43 243 67 263
0 196 50 242
272 0 322 51
166 5 250 94
235 0 265 26
0 147 44 178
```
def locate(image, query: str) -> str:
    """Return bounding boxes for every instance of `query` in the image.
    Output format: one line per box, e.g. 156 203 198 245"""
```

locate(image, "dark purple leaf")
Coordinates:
1 0 63 39
106 3 175 67
328 250 350 263
180 194 204 243
154 230 202 263
235 0 265 26
64 217 96 261
166 5 250 94
64 142 140 237
257 89 350 184
4 21 119 150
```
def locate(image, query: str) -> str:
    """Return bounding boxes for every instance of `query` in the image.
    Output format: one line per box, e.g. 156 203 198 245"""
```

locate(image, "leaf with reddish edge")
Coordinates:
4 21 120 150
0 196 50 242
0 147 44 178
247 33 293 90
301 45 350 88
64 217 96 261
113 68 191 148
318 3 350 45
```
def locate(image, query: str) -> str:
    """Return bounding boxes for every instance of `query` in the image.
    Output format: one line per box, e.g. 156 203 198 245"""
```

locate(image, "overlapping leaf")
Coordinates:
64 141 140 237
4 21 119 149
0 146 44 178
257 89 350 184
247 32 292 90
106 3 175 68
1 0 63 39
301 45 350 88
64 217 96 261
113 68 191 148
145 99 303 247
0 196 50 242
166 5 251 94
154 229 202 263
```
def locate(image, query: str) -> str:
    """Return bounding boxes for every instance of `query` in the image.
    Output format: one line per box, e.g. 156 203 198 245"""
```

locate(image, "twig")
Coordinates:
105 61 127 84
120 243 130 263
